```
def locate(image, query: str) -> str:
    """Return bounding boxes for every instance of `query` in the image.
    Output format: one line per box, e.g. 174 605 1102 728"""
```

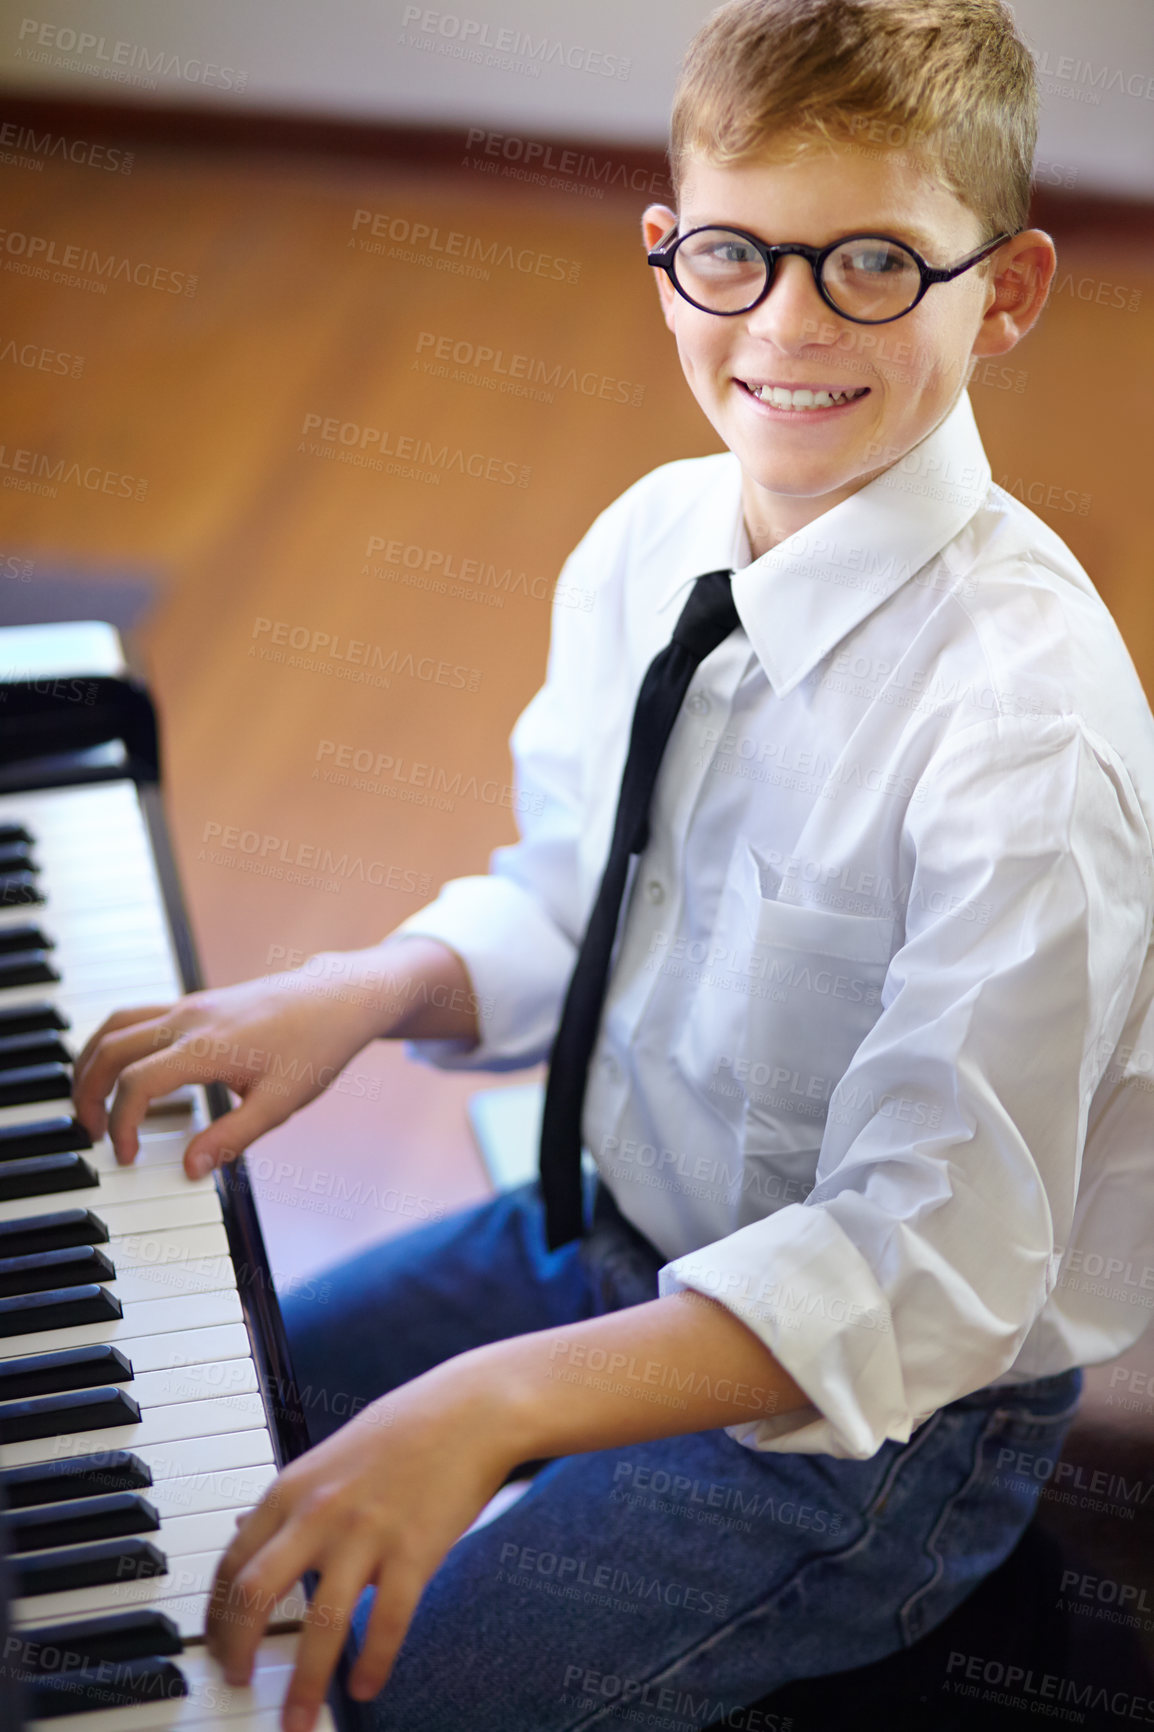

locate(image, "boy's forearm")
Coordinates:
306 944 811 1449
306 934 481 1046
436 1289 811 1463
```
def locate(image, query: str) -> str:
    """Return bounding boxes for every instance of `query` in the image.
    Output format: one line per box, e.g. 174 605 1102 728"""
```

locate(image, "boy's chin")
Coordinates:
738 454 869 506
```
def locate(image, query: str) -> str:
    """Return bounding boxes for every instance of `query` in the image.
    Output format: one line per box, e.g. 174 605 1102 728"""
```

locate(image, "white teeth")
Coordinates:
748 384 864 409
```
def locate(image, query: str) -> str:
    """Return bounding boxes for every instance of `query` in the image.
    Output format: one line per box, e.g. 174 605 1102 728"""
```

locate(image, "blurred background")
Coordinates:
1 0 1153 1694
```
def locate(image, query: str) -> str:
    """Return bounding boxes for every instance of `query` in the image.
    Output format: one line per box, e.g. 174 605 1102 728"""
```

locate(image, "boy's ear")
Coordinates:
642 203 680 332
970 230 1057 359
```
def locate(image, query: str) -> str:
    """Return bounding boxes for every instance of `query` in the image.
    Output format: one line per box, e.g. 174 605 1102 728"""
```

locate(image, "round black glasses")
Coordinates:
647 224 1015 325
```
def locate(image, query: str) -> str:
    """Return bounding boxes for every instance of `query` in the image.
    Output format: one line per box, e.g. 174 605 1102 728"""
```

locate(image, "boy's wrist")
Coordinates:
300 937 481 1046
419 1337 554 1472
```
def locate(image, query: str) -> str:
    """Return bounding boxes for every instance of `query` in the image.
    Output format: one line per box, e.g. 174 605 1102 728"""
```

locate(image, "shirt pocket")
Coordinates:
740 890 895 1155
670 842 896 1197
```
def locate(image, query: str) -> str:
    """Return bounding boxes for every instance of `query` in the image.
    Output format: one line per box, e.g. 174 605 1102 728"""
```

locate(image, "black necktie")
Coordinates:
538 569 741 1249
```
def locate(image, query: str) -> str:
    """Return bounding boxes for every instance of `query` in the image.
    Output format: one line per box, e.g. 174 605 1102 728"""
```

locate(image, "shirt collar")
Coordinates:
654 390 992 698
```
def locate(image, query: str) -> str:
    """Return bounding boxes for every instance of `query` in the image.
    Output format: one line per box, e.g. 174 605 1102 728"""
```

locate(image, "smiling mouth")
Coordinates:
737 381 871 411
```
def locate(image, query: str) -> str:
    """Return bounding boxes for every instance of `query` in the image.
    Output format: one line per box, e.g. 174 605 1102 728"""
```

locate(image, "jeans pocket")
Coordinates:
986 1369 1084 1444
897 1380 1082 1646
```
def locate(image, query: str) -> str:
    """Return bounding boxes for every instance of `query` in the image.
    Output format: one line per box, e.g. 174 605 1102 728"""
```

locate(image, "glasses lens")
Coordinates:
821 238 922 321
672 228 767 312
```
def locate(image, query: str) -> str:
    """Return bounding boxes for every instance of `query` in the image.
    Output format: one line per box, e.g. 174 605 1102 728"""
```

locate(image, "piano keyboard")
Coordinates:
0 780 339 1729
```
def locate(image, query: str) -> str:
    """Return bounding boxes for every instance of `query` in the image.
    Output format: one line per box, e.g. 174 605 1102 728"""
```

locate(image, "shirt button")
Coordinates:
600 1053 620 1081
645 879 665 905
686 693 709 715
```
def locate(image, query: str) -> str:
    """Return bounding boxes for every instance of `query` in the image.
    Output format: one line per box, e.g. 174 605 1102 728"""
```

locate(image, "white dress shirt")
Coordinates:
393 390 1154 1460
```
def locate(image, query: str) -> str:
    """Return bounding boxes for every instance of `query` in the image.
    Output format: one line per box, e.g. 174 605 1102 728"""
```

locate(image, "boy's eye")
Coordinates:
821 239 922 319
680 230 762 271
833 241 917 278
709 239 760 265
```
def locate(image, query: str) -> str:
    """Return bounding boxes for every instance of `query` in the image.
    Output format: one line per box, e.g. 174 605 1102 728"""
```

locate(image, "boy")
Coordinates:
74 1 1154 1728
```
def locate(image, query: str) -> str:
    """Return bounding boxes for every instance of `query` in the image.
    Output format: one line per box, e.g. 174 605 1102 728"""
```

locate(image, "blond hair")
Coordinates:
670 0 1037 239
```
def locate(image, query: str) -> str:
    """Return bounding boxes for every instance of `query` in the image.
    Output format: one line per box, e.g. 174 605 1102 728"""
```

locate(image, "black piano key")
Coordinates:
0 1116 92 1161
0 1451 152 1508
0 1208 108 1257
0 872 43 907
0 1028 71 1069
0 1152 100 1203
0 1384 140 1443
27 1656 187 1717
0 1061 72 1107
0 1281 121 1338
0 1000 68 1038
0 844 35 875
17 1536 166 1597
0 824 33 848
16 1608 182 1669
0 923 53 958
0 948 59 988
9 1491 159 1552
0 1344 131 1401
0 1243 115 1299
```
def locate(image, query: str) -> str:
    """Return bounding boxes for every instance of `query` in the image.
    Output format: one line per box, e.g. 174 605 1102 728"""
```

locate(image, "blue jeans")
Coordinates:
281 1179 1083 1731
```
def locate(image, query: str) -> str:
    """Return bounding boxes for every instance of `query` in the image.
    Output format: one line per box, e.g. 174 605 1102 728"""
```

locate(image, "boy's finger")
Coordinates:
73 1004 174 1082
104 1045 215 1162
345 1563 425 1703
72 1013 179 1140
208 1482 298 1646
181 1091 286 1179
281 1564 367 1731
213 1519 331 1687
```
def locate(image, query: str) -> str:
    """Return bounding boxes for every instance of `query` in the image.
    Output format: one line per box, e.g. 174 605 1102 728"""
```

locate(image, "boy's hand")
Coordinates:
71 966 385 1179
206 1357 515 1732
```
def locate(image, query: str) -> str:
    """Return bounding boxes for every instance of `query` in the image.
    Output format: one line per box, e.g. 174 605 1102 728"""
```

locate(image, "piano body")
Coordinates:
0 621 349 1730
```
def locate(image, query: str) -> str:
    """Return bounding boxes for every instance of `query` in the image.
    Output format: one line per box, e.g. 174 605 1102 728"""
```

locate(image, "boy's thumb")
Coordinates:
183 1094 280 1179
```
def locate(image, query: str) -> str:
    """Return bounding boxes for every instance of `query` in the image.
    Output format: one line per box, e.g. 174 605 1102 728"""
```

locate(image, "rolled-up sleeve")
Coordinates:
659 716 1154 1458
390 520 615 1072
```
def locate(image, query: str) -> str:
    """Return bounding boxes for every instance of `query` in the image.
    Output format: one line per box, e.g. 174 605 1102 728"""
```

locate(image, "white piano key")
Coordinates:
24 1632 338 1732
109 1223 227 1267
81 1175 221 1221
137 1505 246 1560
105 1226 237 1302
1 1391 270 1468
146 1461 278 1521
26 1699 312 1732
0 1288 245 1359
0 970 184 1017
0 1100 205 1138
128 1429 277 1485
125 1359 260 1409
42 1168 221 1219
3 1463 277 1576
0 924 171 970
13 1553 309 1635
0 1193 226 1256
0 884 163 931
0 1322 253 1377
83 1135 217 1177
4 903 168 944
9 945 170 989
15 1506 246 1568
0 1176 223 1233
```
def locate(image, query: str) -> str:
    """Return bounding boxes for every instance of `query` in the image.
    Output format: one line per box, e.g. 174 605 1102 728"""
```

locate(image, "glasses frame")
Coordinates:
647 223 1016 325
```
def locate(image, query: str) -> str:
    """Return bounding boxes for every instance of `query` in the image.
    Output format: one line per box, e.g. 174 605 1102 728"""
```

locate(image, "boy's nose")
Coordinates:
742 254 833 348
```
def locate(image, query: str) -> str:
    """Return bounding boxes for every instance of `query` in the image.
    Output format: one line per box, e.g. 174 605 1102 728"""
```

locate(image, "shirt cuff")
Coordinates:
658 1204 913 1458
390 874 575 1072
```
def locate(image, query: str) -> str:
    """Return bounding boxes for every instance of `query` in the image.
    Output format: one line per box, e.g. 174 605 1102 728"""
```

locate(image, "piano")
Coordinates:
0 622 350 1730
